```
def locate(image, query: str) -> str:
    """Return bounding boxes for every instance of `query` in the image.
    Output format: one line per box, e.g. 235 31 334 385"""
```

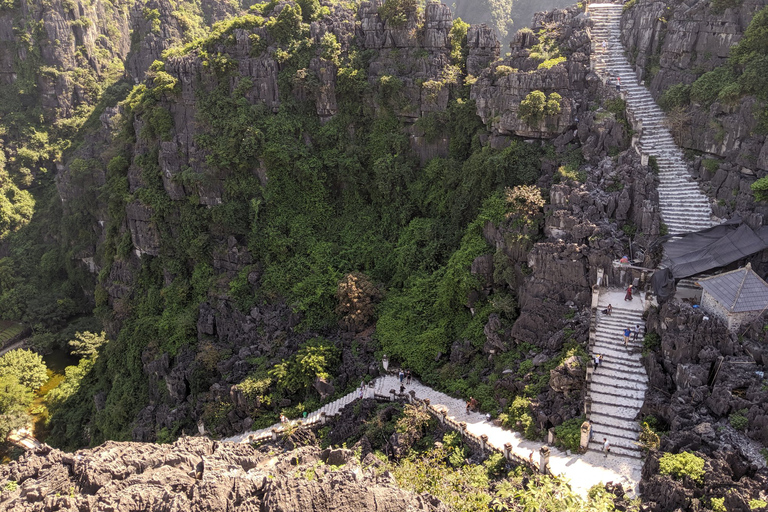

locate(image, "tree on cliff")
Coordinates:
0 374 33 439
0 348 48 390
68 331 108 359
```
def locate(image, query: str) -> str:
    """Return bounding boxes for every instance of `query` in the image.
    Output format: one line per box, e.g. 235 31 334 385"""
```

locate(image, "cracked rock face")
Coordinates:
0 437 447 512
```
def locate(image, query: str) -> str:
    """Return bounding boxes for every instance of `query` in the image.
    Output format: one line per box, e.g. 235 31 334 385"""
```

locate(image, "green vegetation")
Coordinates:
659 83 690 112
0 349 48 390
553 416 584 453
0 321 23 344
0 0 595 453
711 0 743 13
665 4 768 140
518 90 562 125
659 451 706 484
711 497 726 512
269 338 339 396
750 499 768 510
751 176 768 202
538 56 566 69
378 0 418 28
0 374 33 440
639 421 661 451
642 332 661 356
729 408 749 430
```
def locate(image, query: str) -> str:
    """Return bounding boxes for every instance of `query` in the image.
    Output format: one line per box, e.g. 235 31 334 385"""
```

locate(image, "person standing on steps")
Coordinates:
603 438 610 457
616 76 621 93
399 370 405 384
623 327 631 347
633 324 641 343
624 284 633 301
406 369 412 385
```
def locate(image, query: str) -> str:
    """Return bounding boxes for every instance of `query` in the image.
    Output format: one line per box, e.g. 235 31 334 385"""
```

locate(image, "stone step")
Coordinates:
591 365 648 384
657 203 712 211
589 438 643 459
588 421 642 443
587 422 643 446
589 389 646 409
589 383 646 404
590 375 648 395
596 316 646 328
590 399 644 420
592 340 644 357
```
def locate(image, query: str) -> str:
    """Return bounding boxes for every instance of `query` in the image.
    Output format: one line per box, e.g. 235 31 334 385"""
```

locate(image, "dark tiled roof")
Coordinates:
699 266 768 313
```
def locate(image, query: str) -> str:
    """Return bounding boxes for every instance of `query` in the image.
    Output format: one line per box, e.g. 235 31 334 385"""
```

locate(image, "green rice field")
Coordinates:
0 320 23 345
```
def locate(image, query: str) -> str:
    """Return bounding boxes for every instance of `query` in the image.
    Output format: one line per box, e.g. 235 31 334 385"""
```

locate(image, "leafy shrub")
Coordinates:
659 451 706 484
537 56 566 69
495 65 516 77
518 91 562 125
483 452 507 479
751 176 768 202
690 67 734 106
268 338 339 396
711 0 743 13
449 18 470 71
623 0 637 11
553 416 584 453
443 431 469 467
502 396 539 439
0 374 33 439
729 408 749 430
0 349 48 390
750 499 768 510
642 332 661 355
639 422 660 451
659 84 690 112
711 497 726 512
702 159 720 173
68 331 107 358
378 0 418 28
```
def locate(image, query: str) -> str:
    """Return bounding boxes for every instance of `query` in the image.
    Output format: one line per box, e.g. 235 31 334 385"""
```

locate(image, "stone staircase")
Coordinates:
223 389 363 444
587 291 648 459
589 3 716 235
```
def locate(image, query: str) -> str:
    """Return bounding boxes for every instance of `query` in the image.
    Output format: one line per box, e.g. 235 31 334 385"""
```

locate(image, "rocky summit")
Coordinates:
0 0 767 510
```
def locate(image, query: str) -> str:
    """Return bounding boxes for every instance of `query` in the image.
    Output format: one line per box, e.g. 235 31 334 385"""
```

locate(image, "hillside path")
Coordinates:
590 3 716 235
224 374 642 497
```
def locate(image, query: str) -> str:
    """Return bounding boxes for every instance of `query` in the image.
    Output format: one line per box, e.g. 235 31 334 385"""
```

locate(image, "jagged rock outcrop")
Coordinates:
0 437 447 512
639 302 768 511
471 7 591 139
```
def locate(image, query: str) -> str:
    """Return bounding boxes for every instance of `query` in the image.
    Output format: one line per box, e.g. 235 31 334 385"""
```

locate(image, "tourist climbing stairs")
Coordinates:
589 3 716 235
587 291 648 459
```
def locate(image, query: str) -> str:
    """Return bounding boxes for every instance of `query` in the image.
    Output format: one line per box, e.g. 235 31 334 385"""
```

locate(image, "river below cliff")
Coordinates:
31 349 78 440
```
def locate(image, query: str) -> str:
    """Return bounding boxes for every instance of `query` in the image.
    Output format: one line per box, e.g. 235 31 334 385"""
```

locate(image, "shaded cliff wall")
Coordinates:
620 0 768 223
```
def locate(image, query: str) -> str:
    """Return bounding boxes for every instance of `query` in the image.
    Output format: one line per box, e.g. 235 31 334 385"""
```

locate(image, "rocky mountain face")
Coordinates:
641 302 768 511
621 0 768 223
46 0 668 444
0 435 447 512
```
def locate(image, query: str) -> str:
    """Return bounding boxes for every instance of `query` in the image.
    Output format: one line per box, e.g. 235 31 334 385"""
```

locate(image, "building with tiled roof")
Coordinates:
698 264 768 332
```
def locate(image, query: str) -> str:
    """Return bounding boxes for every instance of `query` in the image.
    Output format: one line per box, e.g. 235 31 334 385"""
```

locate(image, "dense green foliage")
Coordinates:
659 451 706 484
0 349 48 390
519 91 562 125
0 0 590 452
752 176 768 201
0 375 33 440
